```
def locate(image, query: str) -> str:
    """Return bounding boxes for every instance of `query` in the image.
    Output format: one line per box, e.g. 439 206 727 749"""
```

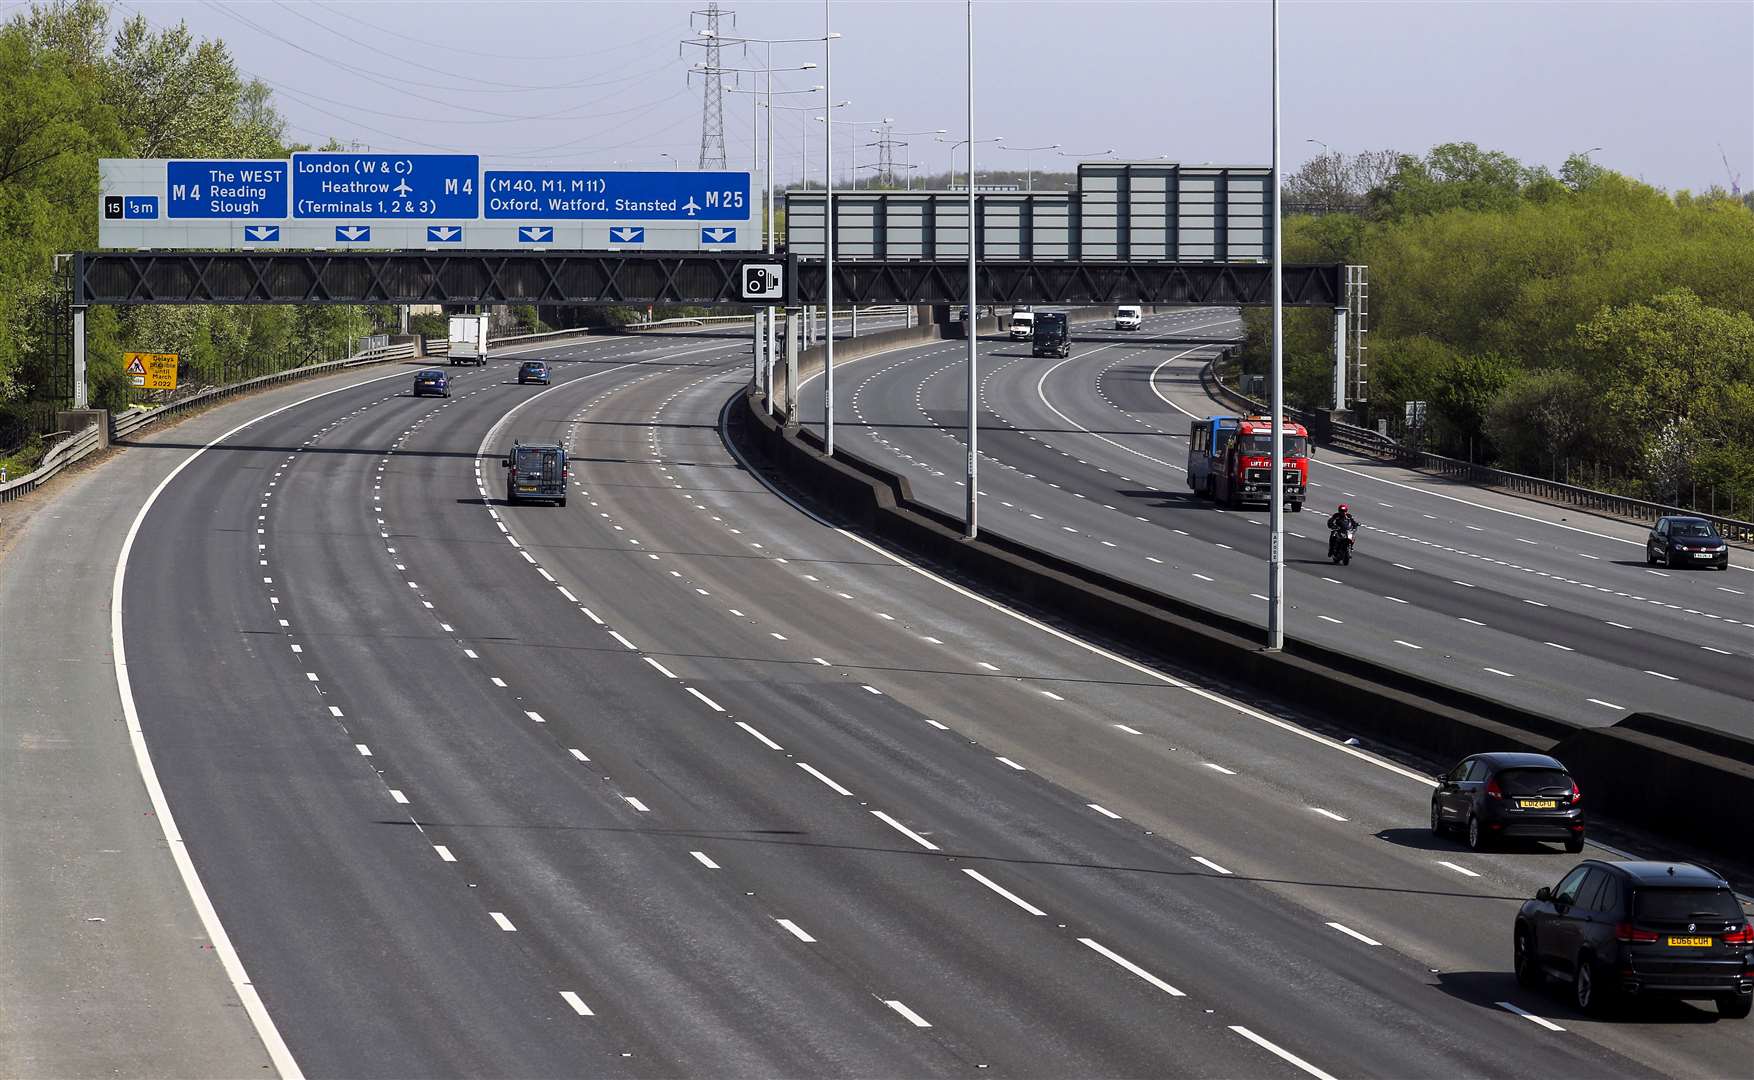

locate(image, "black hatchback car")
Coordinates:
1432 752 1584 852
1647 515 1730 570
517 360 550 385
1515 860 1753 1018
412 369 450 398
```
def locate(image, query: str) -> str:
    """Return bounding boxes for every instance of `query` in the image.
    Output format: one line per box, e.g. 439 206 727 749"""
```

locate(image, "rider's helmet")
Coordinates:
1337 503 1349 513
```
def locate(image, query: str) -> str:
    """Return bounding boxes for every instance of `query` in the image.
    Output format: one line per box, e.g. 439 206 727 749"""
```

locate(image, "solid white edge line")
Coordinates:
870 809 939 850
962 868 1047 916
1078 937 1186 996
1227 1026 1339 1080
109 368 437 1078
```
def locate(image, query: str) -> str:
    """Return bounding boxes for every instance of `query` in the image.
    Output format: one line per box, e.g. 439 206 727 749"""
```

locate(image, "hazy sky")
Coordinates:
95 1 1754 193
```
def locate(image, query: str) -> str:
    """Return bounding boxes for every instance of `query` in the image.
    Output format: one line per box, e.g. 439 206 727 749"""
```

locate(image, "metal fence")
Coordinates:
1201 356 1754 544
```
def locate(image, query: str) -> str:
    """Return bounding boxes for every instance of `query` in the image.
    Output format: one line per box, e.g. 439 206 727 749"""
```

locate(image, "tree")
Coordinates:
1366 142 1533 221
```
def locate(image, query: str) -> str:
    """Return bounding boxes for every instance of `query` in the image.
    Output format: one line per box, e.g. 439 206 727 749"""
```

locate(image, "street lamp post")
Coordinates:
658 152 678 171
1268 0 1285 650
824 0 836 455
998 142 1059 191
937 134 1003 190
963 0 978 539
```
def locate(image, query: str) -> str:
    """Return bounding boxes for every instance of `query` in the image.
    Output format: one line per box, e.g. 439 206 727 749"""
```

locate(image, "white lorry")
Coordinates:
1009 310 1036 340
1115 305 1143 331
447 314 490 366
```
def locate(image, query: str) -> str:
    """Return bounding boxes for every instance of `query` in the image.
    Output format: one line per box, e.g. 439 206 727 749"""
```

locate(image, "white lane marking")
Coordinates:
1228 1026 1338 1080
1701 645 1733 655
1080 938 1186 996
923 717 951 730
1438 860 1481 878
463 648 479 659
304 671 320 682
812 657 832 666
354 744 371 757
995 756 1027 771
1644 669 1679 681
434 845 457 863
1587 698 1623 710
1607 620 1633 629
1039 689 1065 701
1087 803 1122 819
1311 807 1347 821
559 991 594 1017
1113 723 1143 735
862 684 884 695
1393 640 1423 650
1317 615 1343 624
1203 762 1237 775
977 661 999 670
770 632 788 640
1516 537 1538 545
1192 572 1214 582
1465 525 1484 532
1579 552 1599 560
326 705 342 718
1393 563 1415 571
690 850 720 869
776 918 816 943
1459 617 1486 626
580 607 604 625
491 677 507 688
569 748 590 761
871 809 939 850
798 761 856 796
1326 921 1381 945
686 687 725 712
607 630 637 650
490 912 517 932
1496 1001 1565 1031
963 868 1047 916
1544 641 1574 651
1483 667 1517 677
389 790 408 804
1321 576 1341 584
729 608 746 617
1720 586 1746 595
557 587 578 603
525 711 546 724
1452 579 1475 588
885 1000 933 1028
1522 598 1548 607
736 720 783 750
1383 595 1408 604
1192 856 1233 875
623 796 651 813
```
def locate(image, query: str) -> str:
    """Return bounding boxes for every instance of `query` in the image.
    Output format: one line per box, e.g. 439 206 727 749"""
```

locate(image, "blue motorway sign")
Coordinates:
292 153 479 218
701 226 736 244
166 160 287 218
518 226 554 243
124 196 159 219
609 227 645 244
335 226 372 243
427 225 462 243
244 225 280 242
483 170 749 220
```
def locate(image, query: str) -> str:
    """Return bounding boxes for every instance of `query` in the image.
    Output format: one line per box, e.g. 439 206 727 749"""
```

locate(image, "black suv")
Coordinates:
1647 515 1730 570
517 360 550 385
1431 751 1584 852
1515 860 1753 1018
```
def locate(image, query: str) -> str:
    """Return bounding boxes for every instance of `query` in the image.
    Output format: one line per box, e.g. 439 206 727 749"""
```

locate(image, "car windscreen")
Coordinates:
1671 522 1719 538
1497 767 1571 796
1633 887 1742 922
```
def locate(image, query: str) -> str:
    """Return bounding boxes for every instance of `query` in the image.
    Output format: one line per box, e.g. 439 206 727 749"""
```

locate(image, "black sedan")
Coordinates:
1515 860 1752 1017
1647 515 1730 569
518 360 551 385
412 369 450 398
1432 751 1584 852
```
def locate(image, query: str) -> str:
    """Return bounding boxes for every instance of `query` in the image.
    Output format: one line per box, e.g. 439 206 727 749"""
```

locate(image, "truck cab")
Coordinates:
1115 305 1143 331
503 441 568 506
1032 311 1071 358
1186 414 1307 511
1009 310 1035 340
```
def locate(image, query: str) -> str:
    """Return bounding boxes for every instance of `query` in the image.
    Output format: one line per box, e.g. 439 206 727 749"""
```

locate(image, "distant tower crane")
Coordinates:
1721 144 1742 198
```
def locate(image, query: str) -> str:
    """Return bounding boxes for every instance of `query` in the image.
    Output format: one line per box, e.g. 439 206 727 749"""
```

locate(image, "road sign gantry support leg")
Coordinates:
72 306 87 410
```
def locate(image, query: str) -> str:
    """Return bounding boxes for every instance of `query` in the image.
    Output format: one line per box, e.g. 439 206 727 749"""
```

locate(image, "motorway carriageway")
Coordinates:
118 326 1750 1077
810 309 1753 736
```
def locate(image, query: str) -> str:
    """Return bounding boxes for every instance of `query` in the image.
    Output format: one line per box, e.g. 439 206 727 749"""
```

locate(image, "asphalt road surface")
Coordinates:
99 326 1753 1076
814 309 1753 736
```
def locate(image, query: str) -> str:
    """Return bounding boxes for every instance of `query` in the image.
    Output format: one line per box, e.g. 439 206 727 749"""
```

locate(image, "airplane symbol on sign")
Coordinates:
681 197 701 216
394 178 413 197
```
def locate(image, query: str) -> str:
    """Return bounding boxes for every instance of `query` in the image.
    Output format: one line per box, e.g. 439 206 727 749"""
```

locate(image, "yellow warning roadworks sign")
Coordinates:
124 352 178 390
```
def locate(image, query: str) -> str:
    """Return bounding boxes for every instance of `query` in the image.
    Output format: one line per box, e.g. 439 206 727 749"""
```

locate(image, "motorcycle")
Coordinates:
1328 524 1357 565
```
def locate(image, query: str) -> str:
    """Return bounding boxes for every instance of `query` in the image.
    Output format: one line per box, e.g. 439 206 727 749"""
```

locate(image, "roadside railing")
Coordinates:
1202 356 1754 544
0 424 103 503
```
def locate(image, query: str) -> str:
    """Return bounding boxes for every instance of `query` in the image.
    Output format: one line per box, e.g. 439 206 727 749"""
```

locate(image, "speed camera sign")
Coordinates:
741 263 783 301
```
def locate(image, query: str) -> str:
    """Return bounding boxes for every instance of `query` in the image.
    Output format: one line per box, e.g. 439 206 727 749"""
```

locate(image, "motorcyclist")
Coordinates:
1327 503 1359 559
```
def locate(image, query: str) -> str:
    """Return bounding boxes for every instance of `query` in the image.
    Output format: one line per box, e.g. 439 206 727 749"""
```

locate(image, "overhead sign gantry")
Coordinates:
99 154 758 252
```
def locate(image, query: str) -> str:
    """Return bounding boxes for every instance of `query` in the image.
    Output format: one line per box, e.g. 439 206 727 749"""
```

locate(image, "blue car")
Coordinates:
412 369 450 398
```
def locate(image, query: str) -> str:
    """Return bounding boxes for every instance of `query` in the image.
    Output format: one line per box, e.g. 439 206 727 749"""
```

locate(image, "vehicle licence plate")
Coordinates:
517 484 535 491
1668 936 1712 947
1695 552 1715 559
1517 799 1557 809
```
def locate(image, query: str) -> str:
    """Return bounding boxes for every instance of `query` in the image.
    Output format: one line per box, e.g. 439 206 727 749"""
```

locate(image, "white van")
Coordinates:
1009 310 1035 340
1115 305 1142 331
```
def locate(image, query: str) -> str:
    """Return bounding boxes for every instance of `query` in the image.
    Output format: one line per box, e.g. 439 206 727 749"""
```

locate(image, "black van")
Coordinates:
1032 311 1070 359
504 441 568 506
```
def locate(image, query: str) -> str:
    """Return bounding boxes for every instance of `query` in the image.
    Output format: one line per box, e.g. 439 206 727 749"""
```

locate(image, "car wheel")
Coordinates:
1573 954 1612 1015
1430 800 1446 836
1291 501 1303 513
1718 993 1753 1020
1466 813 1488 851
1565 832 1585 854
1646 545 1658 566
1514 926 1542 988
